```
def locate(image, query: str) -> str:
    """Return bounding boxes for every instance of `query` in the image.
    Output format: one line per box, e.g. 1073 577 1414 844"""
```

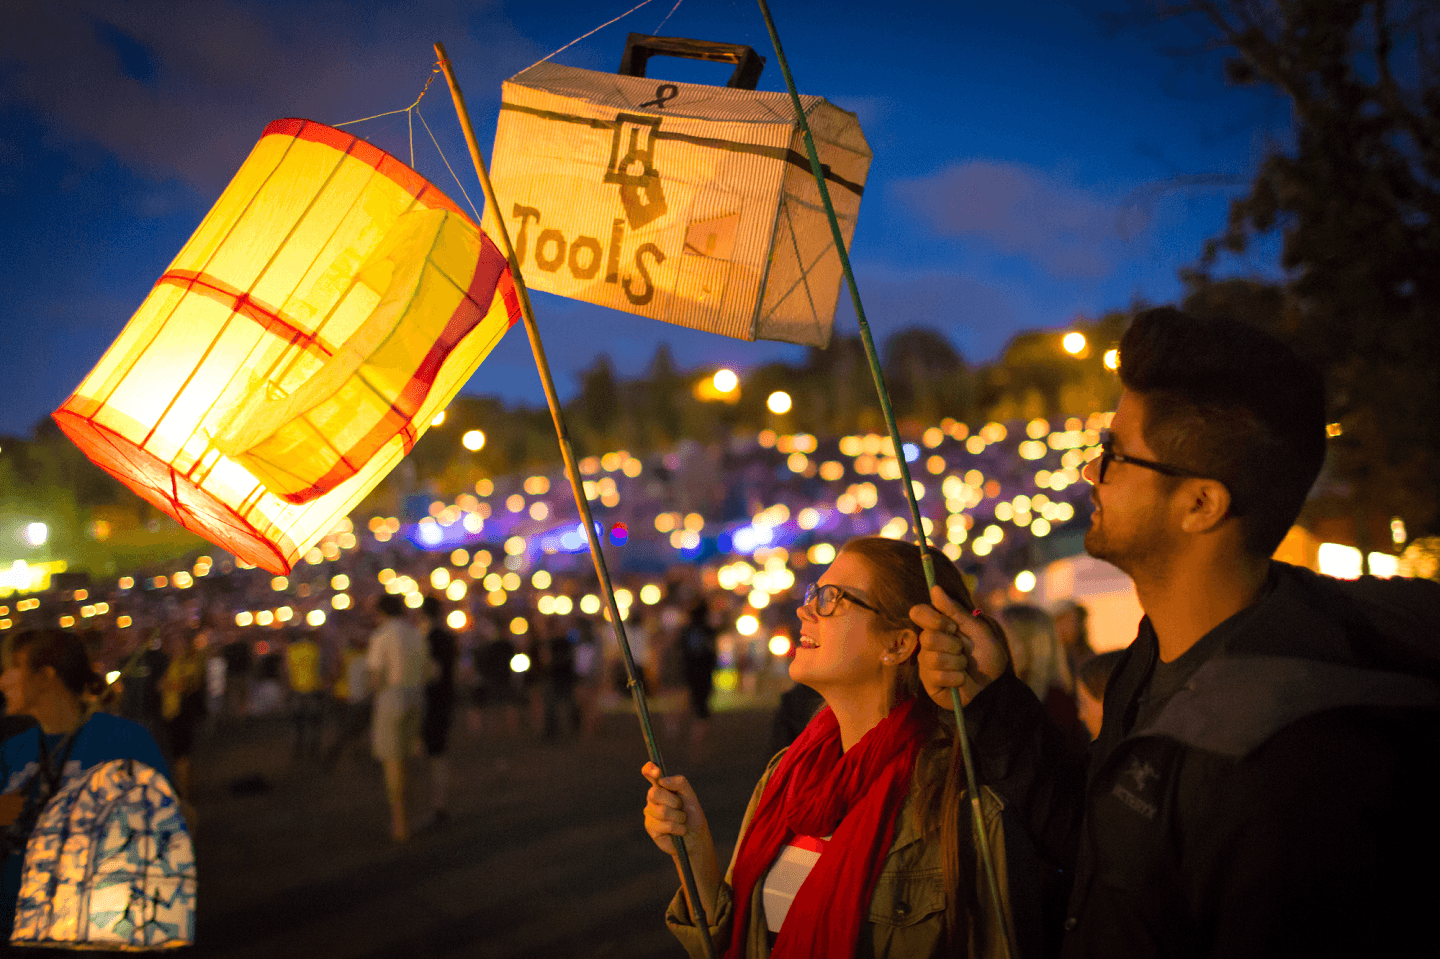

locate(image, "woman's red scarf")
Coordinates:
725 698 932 959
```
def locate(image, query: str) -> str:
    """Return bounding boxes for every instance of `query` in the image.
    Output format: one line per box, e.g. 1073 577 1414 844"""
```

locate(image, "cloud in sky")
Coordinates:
894 160 1132 279
837 263 1027 361
1 0 541 194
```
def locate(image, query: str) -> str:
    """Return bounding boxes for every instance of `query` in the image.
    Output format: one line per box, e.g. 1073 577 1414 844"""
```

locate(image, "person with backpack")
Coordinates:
0 629 170 938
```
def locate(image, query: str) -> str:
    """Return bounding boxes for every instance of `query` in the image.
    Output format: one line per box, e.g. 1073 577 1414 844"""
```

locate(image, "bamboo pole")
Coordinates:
751 5 1015 956
432 43 717 959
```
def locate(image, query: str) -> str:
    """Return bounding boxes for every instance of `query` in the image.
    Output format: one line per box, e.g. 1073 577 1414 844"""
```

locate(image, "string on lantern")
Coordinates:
413 108 483 225
521 0 659 72
334 66 440 168
652 0 686 33
331 70 483 226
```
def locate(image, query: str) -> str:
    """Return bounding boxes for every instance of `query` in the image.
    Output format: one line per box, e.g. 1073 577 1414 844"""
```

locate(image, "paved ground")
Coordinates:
187 689 781 958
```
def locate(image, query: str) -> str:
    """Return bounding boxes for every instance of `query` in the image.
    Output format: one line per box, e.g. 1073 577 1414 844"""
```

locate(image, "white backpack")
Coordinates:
10 759 195 950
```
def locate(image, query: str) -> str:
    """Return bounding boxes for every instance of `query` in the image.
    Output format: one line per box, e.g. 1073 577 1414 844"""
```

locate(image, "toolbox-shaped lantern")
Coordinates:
483 34 871 347
53 119 520 574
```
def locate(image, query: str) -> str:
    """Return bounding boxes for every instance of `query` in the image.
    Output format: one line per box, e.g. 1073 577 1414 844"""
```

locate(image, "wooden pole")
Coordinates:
432 43 717 959
750 5 1016 956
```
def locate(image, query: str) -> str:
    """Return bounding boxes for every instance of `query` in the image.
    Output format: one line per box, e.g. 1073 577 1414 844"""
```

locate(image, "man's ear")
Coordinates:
1179 478 1232 535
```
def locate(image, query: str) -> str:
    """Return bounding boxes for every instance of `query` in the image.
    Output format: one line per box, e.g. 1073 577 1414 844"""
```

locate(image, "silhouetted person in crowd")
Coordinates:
117 633 169 749
366 595 426 841
476 633 520 736
325 630 371 769
285 630 325 761
1074 650 1124 743
419 596 457 825
543 621 578 739
678 599 718 760
160 630 208 799
767 680 823 756
1051 600 1094 681
1001 604 1086 752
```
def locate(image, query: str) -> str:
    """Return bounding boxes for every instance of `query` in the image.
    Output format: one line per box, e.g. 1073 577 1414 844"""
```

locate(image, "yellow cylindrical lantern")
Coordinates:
54 119 519 573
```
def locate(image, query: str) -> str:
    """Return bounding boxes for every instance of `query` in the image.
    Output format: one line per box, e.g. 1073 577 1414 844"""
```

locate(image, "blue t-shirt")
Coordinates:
0 712 170 933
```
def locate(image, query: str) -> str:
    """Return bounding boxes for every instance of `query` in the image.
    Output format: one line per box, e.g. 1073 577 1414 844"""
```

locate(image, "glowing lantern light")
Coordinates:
52 119 521 574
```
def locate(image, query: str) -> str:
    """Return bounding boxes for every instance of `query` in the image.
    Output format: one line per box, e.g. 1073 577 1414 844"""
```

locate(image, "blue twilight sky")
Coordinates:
0 0 1291 438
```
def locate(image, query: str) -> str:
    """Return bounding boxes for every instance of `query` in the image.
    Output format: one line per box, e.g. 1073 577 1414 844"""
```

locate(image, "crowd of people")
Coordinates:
0 306 1436 956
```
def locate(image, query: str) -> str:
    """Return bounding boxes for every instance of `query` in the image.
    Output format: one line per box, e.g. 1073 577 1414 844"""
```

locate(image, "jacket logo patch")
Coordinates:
1111 757 1159 820
1124 759 1158 792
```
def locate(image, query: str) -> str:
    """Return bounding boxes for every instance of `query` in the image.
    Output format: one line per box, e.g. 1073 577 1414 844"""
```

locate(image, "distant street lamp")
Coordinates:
767 390 793 414
431 410 447 427
1062 331 1087 355
22 522 47 547
694 368 741 404
462 429 486 451
713 369 739 394
1103 348 1119 370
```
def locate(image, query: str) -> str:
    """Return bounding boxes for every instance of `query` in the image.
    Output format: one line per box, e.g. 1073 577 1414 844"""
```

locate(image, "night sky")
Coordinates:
0 0 1290 438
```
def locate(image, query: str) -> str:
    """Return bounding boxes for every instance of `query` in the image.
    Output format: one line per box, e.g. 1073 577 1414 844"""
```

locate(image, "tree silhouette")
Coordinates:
1179 0 1440 538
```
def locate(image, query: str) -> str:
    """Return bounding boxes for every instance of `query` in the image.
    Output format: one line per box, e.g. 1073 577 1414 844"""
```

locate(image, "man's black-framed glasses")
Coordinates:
1095 429 1208 484
803 582 880 617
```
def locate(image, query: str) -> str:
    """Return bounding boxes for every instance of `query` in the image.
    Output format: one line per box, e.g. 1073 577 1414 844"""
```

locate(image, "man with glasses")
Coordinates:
916 306 1440 958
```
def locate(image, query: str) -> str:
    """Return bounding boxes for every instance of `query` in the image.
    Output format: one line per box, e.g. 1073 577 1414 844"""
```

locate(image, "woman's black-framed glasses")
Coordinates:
803 582 880 617
1095 429 1207 484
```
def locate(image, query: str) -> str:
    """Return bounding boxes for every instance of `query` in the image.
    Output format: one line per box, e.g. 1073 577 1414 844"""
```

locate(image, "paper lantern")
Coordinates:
11 760 195 951
54 119 520 573
483 60 870 347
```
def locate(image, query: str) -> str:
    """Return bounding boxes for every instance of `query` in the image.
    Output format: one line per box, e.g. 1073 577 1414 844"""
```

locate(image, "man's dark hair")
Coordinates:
8 629 103 698
377 594 408 618
1118 306 1327 557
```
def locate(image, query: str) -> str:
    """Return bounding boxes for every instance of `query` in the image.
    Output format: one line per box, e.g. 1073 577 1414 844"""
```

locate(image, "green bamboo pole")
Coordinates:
434 43 717 959
752 6 1015 956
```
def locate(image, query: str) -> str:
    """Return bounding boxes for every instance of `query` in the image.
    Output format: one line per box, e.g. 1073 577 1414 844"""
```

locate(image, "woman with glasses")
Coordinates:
642 536 1077 959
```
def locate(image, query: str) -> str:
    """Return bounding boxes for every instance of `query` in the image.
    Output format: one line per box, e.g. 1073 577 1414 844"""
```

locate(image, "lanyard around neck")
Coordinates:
34 720 84 799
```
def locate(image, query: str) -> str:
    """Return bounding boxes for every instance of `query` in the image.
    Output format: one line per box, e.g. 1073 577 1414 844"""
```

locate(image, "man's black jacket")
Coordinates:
1060 563 1440 958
